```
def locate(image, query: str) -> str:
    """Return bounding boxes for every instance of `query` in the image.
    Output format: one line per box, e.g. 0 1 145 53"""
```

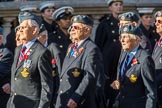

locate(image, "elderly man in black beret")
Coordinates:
152 10 162 108
55 15 104 108
7 12 53 108
118 11 152 53
111 25 157 108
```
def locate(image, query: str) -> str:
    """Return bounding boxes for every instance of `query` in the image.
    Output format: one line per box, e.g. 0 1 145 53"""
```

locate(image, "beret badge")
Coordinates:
157 11 162 17
123 27 128 32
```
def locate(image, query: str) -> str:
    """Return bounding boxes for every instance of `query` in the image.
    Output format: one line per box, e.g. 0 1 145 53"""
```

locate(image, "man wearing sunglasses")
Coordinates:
55 15 104 108
152 10 162 108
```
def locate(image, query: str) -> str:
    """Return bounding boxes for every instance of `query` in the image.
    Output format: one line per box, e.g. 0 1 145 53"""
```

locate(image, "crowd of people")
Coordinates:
0 0 161 108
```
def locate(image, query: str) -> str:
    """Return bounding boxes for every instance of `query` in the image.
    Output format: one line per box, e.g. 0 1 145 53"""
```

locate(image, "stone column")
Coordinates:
90 15 102 41
2 17 16 44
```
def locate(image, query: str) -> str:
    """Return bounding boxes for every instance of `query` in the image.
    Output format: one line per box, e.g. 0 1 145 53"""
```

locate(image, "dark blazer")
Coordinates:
55 38 103 108
117 46 157 108
0 44 13 93
47 43 63 107
95 15 121 107
0 44 13 108
7 40 53 108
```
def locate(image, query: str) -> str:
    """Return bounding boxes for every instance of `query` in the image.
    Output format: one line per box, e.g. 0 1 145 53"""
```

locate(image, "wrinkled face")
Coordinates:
69 23 90 42
140 14 153 27
19 20 36 42
42 8 55 20
120 33 139 52
155 16 162 36
57 16 72 30
109 2 123 15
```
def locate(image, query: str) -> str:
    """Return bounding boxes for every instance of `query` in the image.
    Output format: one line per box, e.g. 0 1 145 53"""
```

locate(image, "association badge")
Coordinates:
72 69 80 77
129 74 137 83
21 68 30 78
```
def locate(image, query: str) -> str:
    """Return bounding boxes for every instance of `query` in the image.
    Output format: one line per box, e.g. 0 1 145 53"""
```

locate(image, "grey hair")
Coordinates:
28 19 40 32
120 33 141 42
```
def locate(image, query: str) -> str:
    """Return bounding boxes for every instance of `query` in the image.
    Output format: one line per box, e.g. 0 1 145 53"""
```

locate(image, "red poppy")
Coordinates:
24 54 28 60
132 58 138 65
51 58 56 64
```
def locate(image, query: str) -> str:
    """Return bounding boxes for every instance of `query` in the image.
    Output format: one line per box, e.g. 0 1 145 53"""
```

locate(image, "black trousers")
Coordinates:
0 93 10 108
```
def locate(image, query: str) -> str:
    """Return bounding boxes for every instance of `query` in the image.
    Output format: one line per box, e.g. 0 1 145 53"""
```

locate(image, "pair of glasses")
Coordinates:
155 20 162 24
68 25 82 32
71 25 81 30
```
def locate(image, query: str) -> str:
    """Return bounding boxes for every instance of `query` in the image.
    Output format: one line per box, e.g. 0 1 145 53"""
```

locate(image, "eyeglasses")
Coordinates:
71 25 82 30
155 20 162 24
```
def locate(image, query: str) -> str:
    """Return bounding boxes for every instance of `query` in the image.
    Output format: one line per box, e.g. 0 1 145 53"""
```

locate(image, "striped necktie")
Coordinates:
17 46 26 66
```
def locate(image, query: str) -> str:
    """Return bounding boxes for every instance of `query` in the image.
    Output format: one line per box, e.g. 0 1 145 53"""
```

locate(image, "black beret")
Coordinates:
71 15 94 27
18 11 42 27
118 12 139 23
119 25 143 37
154 10 162 18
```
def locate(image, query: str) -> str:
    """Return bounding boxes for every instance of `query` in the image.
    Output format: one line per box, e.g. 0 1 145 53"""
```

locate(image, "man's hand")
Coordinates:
111 80 120 90
67 99 77 108
2 83 11 94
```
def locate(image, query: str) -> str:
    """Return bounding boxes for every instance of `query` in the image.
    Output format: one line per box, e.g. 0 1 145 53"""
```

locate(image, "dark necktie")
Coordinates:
121 54 130 77
17 46 26 66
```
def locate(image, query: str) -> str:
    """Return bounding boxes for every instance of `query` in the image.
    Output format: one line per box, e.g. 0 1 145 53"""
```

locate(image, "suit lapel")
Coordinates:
13 45 22 73
60 39 89 77
15 42 38 75
125 47 142 77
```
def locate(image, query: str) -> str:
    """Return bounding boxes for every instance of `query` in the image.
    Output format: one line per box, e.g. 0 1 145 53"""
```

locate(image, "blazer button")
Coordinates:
60 90 63 94
113 39 116 42
60 79 62 82
14 93 17 96
14 78 17 81
58 36 61 39
66 79 68 82
59 45 63 48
